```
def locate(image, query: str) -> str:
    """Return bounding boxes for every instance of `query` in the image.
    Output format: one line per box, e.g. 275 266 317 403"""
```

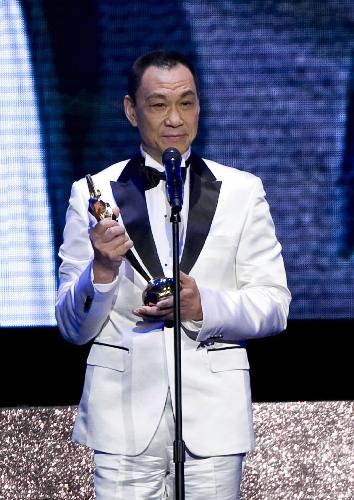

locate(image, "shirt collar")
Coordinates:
140 145 191 172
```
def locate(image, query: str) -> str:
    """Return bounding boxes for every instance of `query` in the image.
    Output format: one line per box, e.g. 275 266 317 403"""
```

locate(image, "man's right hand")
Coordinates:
90 208 134 283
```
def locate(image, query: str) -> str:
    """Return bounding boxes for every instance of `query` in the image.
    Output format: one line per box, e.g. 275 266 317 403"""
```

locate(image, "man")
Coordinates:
56 51 291 499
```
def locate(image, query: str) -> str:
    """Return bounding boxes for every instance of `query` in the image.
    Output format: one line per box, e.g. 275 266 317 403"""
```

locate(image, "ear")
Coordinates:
124 95 138 127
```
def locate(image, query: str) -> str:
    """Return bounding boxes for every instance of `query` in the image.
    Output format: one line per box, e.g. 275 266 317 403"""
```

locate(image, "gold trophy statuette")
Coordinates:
86 174 116 221
85 174 173 306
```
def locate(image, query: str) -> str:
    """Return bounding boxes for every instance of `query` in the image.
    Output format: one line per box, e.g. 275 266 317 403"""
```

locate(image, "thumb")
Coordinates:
179 271 190 284
112 207 120 218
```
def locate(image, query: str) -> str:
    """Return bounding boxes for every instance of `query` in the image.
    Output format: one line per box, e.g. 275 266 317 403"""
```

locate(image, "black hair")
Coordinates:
128 50 199 103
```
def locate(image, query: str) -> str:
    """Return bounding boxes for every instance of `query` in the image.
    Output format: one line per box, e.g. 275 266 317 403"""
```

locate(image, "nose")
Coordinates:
165 106 183 127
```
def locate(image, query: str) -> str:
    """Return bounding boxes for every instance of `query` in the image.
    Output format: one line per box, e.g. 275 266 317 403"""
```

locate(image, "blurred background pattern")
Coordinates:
0 0 353 324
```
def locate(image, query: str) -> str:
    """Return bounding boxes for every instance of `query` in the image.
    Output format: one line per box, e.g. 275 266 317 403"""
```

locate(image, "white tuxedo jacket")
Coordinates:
56 152 290 457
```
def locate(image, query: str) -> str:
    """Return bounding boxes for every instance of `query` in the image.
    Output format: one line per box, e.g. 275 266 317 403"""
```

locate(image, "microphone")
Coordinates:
162 147 183 213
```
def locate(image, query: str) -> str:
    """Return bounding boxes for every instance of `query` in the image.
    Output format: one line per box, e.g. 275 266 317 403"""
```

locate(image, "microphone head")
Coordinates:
162 148 183 213
162 147 182 166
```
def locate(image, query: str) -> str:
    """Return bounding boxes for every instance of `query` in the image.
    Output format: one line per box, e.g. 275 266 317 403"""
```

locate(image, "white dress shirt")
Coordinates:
141 146 191 278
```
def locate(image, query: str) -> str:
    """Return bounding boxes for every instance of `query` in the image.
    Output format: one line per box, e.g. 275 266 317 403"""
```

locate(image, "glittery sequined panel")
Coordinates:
0 402 353 499
242 401 354 500
0 407 93 499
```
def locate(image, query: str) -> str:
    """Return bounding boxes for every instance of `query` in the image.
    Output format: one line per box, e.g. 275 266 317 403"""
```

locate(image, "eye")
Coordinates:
151 102 166 109
180 101 193 109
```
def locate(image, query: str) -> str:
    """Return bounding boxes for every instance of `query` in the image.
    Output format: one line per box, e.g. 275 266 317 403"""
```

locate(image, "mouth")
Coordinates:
162 134 187 141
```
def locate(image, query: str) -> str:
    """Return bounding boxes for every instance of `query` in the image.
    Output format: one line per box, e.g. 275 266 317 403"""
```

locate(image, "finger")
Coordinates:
105 238 134 259
101 225 126 243
123 238 134 250
134 305 158 315
133 306 168 318
180 271 193 286
112 207 120 218
120 239 134 255
133 308 153 319
180 271 188 282
92 218 119 237
180 286 195 299
155 297 174 310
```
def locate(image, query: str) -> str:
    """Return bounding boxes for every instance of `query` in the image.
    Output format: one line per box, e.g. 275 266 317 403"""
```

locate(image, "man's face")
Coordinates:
124 64 200 163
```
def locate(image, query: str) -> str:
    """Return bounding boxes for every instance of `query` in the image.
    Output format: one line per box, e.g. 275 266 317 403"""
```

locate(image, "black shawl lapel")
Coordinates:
180 152 222 274
110 153 164 279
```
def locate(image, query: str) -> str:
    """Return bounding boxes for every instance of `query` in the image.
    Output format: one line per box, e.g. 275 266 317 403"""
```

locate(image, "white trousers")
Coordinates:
94 393 245 499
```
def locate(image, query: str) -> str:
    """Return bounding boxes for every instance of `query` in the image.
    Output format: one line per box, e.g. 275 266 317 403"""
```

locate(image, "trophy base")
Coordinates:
142 277 174 305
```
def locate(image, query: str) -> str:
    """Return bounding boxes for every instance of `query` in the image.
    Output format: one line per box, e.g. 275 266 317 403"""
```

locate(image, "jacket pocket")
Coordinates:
87 342 127 372
207 347 249 373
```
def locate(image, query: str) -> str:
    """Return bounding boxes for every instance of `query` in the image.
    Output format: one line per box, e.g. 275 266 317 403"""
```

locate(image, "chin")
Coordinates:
161 140 189 153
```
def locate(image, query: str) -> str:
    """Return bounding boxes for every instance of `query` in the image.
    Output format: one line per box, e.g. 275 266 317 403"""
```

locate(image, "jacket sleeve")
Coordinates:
196 177 291 343
55 179 121 345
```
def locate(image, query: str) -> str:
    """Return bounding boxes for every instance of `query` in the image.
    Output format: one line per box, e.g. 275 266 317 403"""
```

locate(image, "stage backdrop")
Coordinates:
0 0 354 326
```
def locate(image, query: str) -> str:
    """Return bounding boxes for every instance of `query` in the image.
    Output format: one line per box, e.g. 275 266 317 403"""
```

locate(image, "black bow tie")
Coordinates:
139 157 191 191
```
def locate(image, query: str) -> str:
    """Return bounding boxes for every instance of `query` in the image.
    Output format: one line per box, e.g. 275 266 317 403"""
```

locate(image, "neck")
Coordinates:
140 146 191 165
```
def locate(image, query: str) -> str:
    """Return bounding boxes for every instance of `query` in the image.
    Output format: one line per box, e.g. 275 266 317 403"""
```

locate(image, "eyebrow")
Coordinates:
146 90 197 101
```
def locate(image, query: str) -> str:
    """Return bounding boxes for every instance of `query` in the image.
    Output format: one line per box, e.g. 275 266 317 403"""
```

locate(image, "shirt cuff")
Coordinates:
90 266 119 293
182 319 203 333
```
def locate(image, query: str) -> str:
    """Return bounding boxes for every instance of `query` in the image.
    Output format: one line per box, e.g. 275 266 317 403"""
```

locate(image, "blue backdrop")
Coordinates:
1 0 353 325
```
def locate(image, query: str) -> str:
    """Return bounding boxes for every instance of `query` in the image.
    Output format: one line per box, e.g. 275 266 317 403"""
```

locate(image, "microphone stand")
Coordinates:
170 207 186 500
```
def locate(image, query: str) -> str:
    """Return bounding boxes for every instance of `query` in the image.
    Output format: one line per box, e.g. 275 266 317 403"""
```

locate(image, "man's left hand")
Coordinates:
133 272 203 322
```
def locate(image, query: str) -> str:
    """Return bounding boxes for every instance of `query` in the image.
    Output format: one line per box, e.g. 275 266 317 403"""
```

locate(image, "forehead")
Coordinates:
138 64 197 99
